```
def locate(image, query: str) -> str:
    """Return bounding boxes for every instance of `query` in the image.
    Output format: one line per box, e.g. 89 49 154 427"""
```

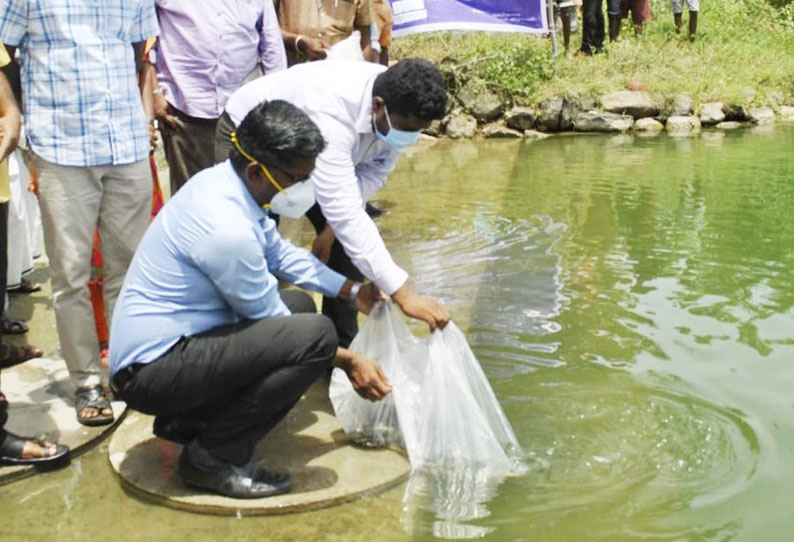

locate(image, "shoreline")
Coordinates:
423 89 794 140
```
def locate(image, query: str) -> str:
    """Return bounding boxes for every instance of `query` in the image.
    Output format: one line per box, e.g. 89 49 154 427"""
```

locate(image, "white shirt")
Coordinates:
225 60 410 295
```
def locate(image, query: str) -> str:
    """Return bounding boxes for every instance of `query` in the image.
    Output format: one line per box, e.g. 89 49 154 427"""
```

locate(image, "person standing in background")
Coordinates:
148 0 287 195
275 0 377 65
672 0 698 41
580 0 605 55
0 45 40 366
0 0 159 426
621 0 651 35
372 0 394 65
0 49 66 466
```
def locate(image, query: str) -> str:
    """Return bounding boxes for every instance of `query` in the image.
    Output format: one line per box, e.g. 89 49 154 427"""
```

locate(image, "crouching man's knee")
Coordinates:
298 314 339 370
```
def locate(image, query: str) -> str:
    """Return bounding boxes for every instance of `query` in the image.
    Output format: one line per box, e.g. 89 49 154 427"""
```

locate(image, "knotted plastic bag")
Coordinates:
329 301 522 473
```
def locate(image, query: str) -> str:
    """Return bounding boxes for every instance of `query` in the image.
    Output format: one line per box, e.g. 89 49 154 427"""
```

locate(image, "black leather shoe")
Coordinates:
153 416 205 445
178 441 293 499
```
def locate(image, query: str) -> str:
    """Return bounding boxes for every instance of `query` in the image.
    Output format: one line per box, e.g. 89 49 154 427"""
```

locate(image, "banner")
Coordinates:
390 0 548 37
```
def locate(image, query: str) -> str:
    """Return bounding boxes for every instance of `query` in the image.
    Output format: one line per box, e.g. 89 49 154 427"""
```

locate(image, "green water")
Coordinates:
4 126 794 541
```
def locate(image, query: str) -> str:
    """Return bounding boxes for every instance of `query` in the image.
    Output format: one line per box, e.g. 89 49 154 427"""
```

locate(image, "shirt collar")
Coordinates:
355 74 379 135
223 159 268 219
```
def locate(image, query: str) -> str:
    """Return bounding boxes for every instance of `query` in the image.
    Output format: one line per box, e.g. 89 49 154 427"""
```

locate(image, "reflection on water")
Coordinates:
401 467 504 540
4 128 794 541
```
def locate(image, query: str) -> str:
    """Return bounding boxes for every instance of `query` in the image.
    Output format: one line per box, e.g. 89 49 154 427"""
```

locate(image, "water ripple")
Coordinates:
517 384 759 519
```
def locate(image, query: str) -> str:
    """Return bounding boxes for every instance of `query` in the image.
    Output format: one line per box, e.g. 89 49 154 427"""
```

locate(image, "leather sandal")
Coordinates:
0 430 69 466
0 343 43 369
1 317 29 335
75 385 114 427
7 278 42 294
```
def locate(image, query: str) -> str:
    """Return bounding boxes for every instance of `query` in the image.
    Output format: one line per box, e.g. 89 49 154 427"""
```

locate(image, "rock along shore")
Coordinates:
427 84 794 140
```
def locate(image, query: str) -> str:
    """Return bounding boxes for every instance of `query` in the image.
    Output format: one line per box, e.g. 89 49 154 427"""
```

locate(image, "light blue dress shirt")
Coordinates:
110 160 347 375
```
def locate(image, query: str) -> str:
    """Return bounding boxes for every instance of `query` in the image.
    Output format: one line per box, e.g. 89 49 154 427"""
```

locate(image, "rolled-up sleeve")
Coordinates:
130 0 160 43
0 0 29 46
311 122 409 295
258 0 287 73
190 225 290 320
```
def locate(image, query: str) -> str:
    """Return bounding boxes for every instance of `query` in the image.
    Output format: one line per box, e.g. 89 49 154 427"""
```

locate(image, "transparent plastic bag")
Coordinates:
328 301 415 448
323 30 365 61
329 301 522 472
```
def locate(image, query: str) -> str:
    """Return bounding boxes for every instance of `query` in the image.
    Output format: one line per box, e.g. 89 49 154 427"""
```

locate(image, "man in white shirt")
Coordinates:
216 59 450 346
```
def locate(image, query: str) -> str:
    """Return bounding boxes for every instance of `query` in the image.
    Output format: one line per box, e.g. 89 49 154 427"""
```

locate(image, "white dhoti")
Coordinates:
7 150 42 290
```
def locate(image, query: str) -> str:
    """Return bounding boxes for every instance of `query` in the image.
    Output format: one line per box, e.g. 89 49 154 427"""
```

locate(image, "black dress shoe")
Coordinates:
153 416 205 445
178 441 293 499
365 201 384 218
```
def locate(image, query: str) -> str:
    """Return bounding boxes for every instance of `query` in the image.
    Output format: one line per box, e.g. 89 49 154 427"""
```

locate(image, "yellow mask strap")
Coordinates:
230 131 286 194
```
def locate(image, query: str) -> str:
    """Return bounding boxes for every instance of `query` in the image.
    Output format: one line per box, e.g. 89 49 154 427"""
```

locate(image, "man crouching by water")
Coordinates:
109 100 391 499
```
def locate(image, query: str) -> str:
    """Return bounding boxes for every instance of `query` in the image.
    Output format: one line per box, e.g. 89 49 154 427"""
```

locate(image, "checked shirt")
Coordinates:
0 0 160 167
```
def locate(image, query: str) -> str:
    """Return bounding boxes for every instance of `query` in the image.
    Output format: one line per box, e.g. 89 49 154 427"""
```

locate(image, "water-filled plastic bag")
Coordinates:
329 301 523 473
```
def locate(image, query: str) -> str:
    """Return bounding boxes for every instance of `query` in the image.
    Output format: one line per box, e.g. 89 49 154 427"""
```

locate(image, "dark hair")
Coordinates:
230 100 325 170
372 58 446 120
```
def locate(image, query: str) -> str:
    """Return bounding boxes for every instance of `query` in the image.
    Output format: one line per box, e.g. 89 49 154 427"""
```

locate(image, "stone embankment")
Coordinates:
428 83 794 139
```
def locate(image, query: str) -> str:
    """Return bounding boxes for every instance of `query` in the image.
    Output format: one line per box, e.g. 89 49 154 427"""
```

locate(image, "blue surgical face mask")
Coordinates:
374 103 421 150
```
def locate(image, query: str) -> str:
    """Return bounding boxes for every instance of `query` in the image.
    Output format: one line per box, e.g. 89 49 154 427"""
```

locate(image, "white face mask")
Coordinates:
229 131 316 218
268 179 316 219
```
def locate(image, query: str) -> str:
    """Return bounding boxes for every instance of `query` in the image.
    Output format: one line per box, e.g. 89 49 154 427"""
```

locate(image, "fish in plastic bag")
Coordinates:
329 301 523 473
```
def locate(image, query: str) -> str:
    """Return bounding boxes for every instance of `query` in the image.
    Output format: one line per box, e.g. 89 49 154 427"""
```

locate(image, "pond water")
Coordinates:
4 125 794 541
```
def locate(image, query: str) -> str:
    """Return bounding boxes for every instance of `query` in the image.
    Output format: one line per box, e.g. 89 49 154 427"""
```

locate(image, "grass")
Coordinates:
391 0 794 108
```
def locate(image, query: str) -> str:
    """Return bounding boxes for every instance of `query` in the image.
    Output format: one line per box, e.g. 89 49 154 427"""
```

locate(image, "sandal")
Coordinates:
0 343 43 369
0 430 69 466
7 278 42 294
75 385 114 427
1 317 29 335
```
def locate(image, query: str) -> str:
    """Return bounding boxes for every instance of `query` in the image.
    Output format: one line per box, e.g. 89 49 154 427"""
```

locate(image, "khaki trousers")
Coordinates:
34 156 152 388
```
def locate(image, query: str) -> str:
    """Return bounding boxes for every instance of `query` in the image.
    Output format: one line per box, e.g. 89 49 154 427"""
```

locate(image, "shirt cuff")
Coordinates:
321 270 348 299
374 265 409 296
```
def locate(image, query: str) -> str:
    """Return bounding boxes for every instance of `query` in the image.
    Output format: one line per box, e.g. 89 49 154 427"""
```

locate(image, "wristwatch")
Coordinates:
349 282 363 304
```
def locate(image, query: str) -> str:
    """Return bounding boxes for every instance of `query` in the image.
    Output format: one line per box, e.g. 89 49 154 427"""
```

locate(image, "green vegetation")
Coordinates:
392 0 794 107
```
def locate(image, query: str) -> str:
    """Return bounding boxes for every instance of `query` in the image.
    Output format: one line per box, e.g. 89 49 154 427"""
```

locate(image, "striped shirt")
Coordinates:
0 0 159 167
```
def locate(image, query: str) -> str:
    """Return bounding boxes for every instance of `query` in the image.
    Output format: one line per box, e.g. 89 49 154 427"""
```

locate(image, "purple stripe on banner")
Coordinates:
390 0 548 37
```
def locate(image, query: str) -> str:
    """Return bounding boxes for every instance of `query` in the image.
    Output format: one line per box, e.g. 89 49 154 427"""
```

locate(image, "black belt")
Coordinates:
110 363 143 395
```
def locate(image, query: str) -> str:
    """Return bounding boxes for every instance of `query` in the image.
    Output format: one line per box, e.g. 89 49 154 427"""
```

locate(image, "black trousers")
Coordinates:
305 204 364 348
116 291 338 466
581 0 605 54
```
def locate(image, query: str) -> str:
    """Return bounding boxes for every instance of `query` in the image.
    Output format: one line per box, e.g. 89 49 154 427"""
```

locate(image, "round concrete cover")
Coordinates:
0 357 127 485
108 382 410 515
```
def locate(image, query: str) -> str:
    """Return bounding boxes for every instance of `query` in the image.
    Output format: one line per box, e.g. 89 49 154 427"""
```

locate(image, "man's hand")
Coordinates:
355 282 386 315
299 36 328 61
334 347 392 402
311 224 334 263
362 44 379 63
391 283 450 331
0 112 20 163
153 92 183 131
0 72 21 162
148 120 158 153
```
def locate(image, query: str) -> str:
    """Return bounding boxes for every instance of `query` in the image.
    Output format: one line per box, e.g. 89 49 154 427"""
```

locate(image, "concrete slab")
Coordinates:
108 381 411 515
0 356 126 485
